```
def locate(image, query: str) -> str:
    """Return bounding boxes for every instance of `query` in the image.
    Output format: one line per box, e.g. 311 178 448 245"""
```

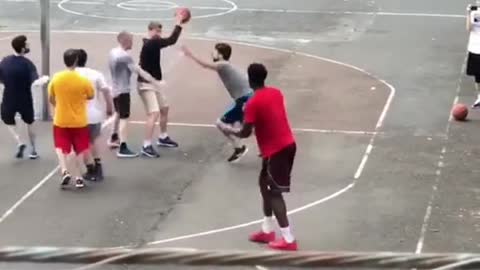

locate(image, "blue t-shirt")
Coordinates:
0 55 38 103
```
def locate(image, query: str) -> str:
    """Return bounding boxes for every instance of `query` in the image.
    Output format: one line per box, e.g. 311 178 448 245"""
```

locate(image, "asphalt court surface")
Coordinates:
0 0 479 269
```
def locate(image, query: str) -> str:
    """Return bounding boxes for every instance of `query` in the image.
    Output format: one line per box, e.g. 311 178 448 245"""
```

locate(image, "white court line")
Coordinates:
128 121 379 136
0 31 396 248
0 34 17 41
191 6 464 18
0 0 465 19
57 0 238 21
414 56 467 254
0 117 114 225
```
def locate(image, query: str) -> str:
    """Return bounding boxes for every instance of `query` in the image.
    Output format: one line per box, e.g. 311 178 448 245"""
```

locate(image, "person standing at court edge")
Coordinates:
136 11 188 158
48 49 95 189
466 4 480 108
220 63 298 251
0 35 49 159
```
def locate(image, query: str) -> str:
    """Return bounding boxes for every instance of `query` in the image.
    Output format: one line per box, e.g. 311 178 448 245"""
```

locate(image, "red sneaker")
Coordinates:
249 231 275 243
268 238 298 251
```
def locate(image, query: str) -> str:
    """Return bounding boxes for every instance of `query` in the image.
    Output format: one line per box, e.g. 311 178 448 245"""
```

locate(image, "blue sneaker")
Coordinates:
157 136 178 148
141 145 160 158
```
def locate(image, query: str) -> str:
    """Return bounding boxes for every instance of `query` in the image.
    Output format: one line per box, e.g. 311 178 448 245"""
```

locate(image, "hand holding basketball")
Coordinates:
175 7 191 24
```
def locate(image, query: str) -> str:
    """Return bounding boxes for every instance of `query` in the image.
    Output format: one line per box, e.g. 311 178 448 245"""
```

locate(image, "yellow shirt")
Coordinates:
48 70 94 128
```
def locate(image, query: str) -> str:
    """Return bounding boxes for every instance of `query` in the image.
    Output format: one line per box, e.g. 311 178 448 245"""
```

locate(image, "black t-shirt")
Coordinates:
138 25 182 82
0 55 38 103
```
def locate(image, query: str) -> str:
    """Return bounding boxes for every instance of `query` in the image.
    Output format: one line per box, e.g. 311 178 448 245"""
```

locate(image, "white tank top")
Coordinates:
468 11 480 54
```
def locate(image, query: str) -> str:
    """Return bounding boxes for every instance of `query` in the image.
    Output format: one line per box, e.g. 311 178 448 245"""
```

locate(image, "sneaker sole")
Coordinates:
29 155 39 160
157 142 178 148
76 184 85 188
141 151 160 158
117 153 139 158
229 148 249 163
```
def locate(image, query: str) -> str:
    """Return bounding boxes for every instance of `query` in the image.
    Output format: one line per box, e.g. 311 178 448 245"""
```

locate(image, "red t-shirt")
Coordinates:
244 87 295 158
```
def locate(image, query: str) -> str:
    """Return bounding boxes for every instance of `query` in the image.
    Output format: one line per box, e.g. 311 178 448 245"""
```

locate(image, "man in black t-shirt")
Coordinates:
0 35 48 159
137 12 188 158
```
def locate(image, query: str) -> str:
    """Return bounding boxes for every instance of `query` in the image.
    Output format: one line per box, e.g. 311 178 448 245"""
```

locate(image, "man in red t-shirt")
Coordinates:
221 63 297 251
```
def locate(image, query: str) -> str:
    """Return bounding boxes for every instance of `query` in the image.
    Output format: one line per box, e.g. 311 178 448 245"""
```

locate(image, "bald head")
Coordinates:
117 31 133 50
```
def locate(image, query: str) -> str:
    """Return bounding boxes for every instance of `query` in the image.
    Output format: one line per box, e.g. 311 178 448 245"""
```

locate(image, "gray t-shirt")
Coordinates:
109 47 134 96
216 62 252 100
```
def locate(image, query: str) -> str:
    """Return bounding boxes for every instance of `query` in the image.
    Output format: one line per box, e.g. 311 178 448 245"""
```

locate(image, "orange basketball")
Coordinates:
452 103 468 121
176 7 191 23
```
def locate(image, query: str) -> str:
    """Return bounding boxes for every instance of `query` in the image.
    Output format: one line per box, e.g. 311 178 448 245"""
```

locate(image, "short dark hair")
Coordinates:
63 49 78 68
248 63 268 86
215 43 232 61
76 49 87 67
11 35 27 54
148 21 162 30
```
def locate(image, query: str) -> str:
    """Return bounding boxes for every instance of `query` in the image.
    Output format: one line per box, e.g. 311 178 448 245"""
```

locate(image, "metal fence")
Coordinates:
0 246 478 269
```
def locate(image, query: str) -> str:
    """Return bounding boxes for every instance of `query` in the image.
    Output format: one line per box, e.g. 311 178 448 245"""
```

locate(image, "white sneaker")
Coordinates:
472 97 480 108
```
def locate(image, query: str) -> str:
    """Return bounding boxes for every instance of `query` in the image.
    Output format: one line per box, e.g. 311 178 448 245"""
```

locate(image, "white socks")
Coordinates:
280 226 295 243
261 216 295 243
159 133 168 139
261 216 274 233
143 140 152 147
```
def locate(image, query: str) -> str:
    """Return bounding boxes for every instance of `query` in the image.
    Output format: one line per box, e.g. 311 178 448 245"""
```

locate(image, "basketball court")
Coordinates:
0 0 478 269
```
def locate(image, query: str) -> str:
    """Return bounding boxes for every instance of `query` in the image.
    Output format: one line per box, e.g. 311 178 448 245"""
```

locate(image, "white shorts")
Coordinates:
137 81 168 113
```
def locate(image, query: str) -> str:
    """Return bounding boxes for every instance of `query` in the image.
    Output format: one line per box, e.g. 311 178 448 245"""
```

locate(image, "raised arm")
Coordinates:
159 25 183 47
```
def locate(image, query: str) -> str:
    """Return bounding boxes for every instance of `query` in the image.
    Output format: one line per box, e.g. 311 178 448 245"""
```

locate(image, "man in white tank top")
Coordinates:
466 4 480 107
76 49 114 181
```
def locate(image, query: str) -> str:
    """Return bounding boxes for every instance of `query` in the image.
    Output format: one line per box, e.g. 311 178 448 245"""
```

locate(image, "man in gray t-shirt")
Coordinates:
182 43 252 163
107 31 160 158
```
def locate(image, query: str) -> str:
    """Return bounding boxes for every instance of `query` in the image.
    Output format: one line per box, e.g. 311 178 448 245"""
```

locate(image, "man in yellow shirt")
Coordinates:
48 49 95 189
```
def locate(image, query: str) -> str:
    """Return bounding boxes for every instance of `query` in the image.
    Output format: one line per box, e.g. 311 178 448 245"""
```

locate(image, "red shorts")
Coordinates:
53 126 90 155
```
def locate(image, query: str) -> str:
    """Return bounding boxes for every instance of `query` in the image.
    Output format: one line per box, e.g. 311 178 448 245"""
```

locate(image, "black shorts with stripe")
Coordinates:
259 143 296 193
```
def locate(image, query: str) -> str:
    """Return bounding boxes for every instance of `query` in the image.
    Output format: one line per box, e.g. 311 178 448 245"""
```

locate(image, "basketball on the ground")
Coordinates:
176 8 191 24
452 103 468 121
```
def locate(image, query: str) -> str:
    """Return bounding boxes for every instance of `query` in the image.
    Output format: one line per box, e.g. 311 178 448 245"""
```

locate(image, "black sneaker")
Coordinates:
29 150 39 160
141 145 160 158
15 144 26 159
95 163 104 181
227 145 248 163
157 136 179 148
117 143 139 158
82 172 97 181
61 172 71 188
75 178 85 189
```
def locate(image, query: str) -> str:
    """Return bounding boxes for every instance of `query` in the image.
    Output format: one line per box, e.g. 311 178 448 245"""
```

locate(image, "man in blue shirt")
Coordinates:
0 35 47 159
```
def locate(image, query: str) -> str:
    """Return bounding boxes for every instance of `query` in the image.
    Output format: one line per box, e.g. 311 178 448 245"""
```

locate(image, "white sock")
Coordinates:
261 216 274 233
143 140 151 147
159 133 168 139
280 226 295 243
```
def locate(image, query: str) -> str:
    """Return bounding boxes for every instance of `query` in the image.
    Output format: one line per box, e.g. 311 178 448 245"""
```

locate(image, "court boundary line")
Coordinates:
414 57 468 254
0 0 466 19
0 31 396 249
129 121 380 136
57 0 238 21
